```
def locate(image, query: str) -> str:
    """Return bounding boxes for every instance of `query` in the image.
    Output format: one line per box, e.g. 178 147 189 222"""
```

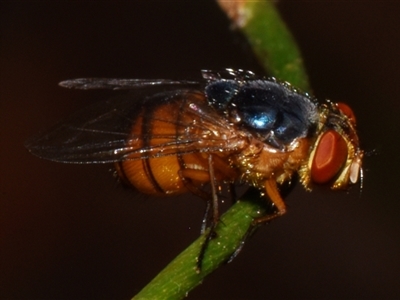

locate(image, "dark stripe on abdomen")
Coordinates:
141 103 166 194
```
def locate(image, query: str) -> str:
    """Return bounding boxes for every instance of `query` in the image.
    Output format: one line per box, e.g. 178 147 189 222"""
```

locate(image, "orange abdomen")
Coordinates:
119 155 187 195
116 91 238 196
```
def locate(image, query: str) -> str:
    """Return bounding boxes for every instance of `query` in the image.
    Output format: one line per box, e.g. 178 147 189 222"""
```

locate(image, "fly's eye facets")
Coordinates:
311 130 348 184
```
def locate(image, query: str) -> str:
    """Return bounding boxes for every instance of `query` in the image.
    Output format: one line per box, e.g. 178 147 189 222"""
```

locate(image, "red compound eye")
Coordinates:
337 102 356 124
311 130 348 184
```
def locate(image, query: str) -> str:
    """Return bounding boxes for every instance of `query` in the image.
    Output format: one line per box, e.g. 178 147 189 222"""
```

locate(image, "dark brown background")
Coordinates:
1 1 399 299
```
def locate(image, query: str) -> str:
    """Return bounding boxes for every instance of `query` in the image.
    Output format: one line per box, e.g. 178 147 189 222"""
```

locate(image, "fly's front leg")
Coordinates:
252 178 287 225
227 178 286 263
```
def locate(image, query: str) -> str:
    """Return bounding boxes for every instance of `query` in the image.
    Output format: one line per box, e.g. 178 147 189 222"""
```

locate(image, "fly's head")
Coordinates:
300 101 364 191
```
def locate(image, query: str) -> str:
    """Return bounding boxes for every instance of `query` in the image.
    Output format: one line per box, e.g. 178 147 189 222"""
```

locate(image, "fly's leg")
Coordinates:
201 198 212 235
253 178 287 225
225 222 259 264
195 154 219 272
178 170 212 234
179 155 220 271
227 178 286 263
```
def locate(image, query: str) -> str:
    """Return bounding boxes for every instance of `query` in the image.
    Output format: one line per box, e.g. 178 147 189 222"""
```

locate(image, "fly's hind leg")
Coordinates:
178 166 215 235
179 154 220 272
196 154 220 272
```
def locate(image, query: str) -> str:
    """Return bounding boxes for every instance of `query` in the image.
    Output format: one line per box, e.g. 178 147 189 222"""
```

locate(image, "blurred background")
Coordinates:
1 1 399 299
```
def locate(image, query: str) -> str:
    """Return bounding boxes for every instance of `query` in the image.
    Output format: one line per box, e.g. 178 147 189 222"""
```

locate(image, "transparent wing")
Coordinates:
25 87 245 164
59 78 199 90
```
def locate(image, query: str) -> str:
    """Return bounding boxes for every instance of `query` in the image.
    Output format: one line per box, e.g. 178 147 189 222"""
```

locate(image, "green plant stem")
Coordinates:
133 189 269 300
217 0 310 92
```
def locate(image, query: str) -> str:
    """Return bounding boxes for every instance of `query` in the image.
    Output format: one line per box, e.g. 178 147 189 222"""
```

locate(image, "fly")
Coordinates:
25 69 364 269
